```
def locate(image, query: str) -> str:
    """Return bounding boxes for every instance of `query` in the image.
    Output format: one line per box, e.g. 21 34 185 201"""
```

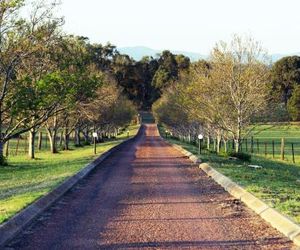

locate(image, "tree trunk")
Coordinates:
217 136 221 154
5 140 9 157
47 129 58 154
75 128 81 146
206 136 210 150
63 127 70 150
59 131 63 147
83 127 89 143
235 139 240 153
28 129 36 159
224 140 227 153
38 131 42 150
0 141 4 161
236 107 242 153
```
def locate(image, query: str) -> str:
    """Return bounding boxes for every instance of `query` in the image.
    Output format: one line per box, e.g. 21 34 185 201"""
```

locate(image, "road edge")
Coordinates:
167 140 300 247
0 125 143 247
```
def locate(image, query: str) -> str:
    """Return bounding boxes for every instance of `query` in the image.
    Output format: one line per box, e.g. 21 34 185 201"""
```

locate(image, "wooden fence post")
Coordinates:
272 140 275 158
281 138 285 160
292 143 295 163
257 139 259 153
251 137 254 153
245 139 248 152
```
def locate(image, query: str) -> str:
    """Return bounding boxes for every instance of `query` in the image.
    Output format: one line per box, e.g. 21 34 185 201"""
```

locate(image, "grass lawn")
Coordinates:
0 124 139 224
159 126 300 224
243 124 300 162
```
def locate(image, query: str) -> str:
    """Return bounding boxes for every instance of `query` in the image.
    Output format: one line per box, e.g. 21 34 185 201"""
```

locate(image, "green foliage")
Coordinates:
287 85 300 121
152 68 170 89
251 102 290 122
271 56 300 105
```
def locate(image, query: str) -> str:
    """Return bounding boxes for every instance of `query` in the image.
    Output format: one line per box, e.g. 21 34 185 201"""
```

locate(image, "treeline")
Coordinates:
153 35 300 153
0 0 139 162
0 0 191 163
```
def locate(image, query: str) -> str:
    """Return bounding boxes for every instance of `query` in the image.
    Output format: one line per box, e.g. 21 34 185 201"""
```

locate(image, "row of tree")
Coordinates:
0 0 137 162
271 56 300 121
153 35 300 153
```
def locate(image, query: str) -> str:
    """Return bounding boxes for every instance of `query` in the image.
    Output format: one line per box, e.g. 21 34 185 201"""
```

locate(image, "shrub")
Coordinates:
229 152 251 162
208 149 217 155
82 141 91 146
218 150 230 158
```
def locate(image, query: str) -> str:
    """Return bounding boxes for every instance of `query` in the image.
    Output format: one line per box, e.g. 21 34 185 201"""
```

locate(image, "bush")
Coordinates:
207 149 217 155
229 152 251 162
218 150 230 158
82 141 91 146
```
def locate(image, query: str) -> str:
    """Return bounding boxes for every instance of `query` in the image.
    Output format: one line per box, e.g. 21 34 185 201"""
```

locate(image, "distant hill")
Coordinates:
118 46 205 61
118 46 300 63
271 53 300 62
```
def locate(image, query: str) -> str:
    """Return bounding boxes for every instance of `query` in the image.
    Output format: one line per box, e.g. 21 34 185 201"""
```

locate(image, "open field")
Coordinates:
243 124 300 163
0 125 139 224
159 126 300 224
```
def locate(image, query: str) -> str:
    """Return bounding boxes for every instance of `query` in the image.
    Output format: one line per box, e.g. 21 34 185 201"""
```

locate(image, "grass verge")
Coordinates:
0 124 139 224
159 127 300 224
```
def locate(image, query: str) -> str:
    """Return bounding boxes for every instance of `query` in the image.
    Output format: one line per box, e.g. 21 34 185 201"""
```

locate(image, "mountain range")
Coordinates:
118 46 300 63
118 46 205 61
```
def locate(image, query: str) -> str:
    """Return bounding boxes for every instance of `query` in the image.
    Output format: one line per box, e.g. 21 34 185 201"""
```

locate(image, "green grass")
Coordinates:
0 124 139 224
249 124 300 142
243 123 300 164
202 123 300 163
159 126 300 224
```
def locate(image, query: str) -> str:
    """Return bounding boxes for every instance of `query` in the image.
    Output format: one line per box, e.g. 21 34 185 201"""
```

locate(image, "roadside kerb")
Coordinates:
0 125 142 247
166 141 300 247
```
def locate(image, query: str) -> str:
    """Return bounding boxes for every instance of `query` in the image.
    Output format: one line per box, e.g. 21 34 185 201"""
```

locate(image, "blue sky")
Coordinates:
59 0 300 54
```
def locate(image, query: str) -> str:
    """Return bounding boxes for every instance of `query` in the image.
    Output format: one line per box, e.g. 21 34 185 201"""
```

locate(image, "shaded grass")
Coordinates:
0 124 139 224
159 126 300 224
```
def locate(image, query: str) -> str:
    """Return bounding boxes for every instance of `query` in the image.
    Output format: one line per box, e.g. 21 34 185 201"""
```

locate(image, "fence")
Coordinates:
4 132 67 157
168 134 299 164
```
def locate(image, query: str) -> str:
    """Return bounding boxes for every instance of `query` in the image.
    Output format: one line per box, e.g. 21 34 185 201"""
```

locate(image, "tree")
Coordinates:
154 35 270 153
44 37 102 154
0 0 67 161
195 35 270 152
287 85 300 121
152 50 178 90
271 56 300 105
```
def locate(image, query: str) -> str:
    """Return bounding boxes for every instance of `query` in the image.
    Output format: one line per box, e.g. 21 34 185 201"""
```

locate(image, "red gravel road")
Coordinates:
5 124 295 250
